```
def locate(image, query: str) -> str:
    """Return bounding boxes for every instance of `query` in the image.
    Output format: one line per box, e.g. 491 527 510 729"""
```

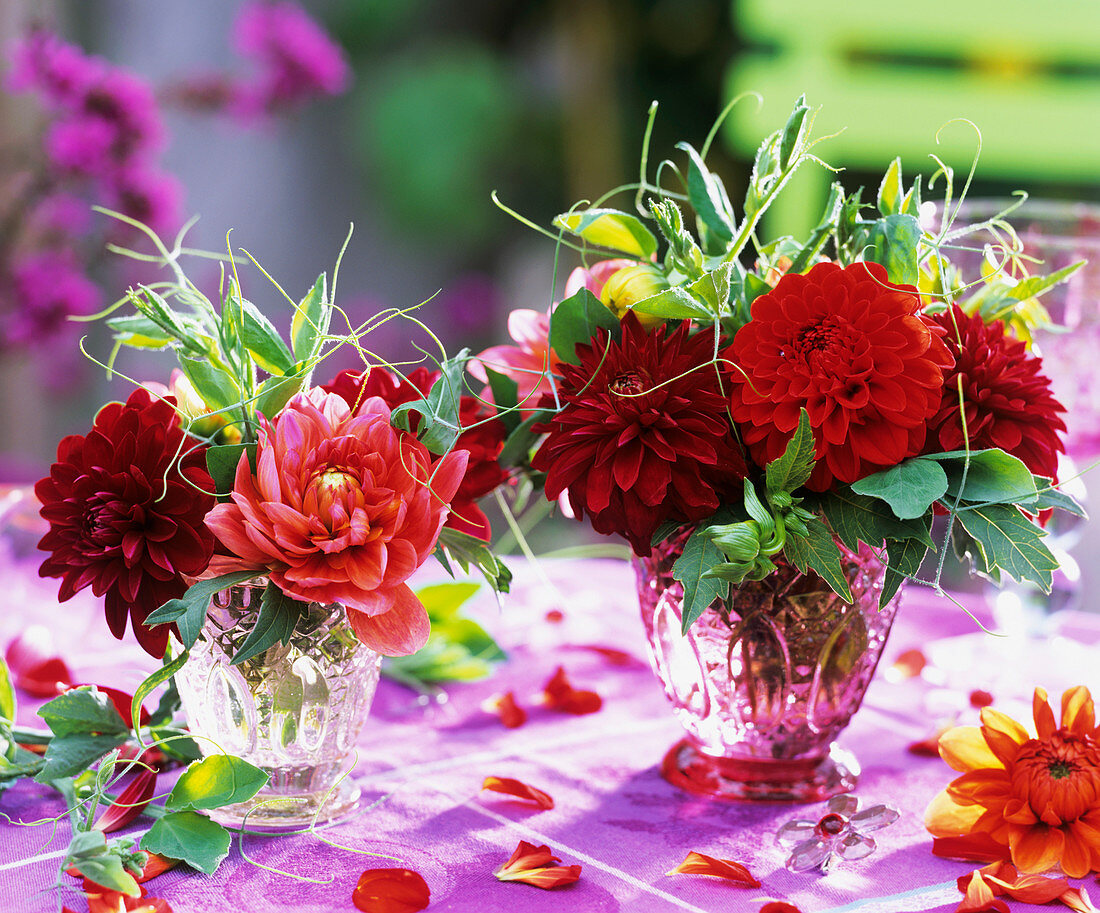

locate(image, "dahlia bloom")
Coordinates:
470 308 562 416
925 686 1100 877
35 389 216 657
204 390 468 656
727 261 954 491
531 312 747 554
926 305 1066 480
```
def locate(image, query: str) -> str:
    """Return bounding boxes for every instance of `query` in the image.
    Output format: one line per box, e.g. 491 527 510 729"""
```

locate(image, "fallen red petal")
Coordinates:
759 904 803 913
545 609 565 623
956 870 1009 913
481 776 555 810
542 666 602 715
666 851 760 887
494 840 582 889
1062 887 1100 912
890 648 927 680
5 627 73 697
83 881 172 913
94 767 158 833
567 644 645 668
969 690 995 708
136 853 177 884
352 867 431 913
933 834 1011 864
486 691 527 728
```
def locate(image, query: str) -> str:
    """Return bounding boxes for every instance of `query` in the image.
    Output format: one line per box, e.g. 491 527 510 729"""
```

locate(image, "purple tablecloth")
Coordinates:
3 540 1100 912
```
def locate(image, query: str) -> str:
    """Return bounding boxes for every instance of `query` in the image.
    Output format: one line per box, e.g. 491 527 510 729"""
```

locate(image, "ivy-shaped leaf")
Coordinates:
921 449 1037 506
38 688 129 738
166 755 268 811
765 409 816 496
552 208 658 259
548 289 620 366
36 733 128 782
142 811 231 875
955 503 1058 591
231 583 305 665
815 488 934 551
851 459 949 520
782 518 852 602
145 570 259 651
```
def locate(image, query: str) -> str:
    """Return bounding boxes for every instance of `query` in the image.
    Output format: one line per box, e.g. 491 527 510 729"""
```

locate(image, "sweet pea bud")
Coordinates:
600 263 669 328
706 520 761 562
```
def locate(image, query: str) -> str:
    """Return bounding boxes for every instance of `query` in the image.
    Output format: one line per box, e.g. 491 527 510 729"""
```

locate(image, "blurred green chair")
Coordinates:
722 0 1100 236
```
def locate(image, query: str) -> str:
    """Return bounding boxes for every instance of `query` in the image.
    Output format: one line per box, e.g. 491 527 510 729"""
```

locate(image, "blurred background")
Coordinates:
2 0 1098 606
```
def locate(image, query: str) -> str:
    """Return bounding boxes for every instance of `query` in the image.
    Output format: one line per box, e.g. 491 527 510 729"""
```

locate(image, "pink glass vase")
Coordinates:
635 534 901 802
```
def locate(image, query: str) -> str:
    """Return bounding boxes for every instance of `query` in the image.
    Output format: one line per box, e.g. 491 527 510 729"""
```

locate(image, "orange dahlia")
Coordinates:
925 686 1100 877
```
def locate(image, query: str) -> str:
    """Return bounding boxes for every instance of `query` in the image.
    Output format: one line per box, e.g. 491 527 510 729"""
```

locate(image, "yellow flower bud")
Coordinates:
599 264 669 328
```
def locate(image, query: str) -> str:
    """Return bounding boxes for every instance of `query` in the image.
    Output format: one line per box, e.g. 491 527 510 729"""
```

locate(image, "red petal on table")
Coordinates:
908 727 949 757
542 666 602 715
567 644 645 668
933 834 1011 863
136 853 177 883
352 868 430 913
481 776 555 810
84 881 172 913
1061 887 1100 912
665 851 761 887
969 690 995 708
759 904 804 913
956 871 1009 913
485 691 527 728
494 840 582 889
5 627 73 697
93 767 158 833
889 648 927 680
545 609 565 623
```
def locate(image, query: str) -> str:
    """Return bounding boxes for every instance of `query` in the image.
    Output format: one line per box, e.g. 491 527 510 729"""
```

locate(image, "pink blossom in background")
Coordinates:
231 0 350 116
44 116 116 176
109 166 184 234
30 193 92 235
470 307 562 415
5 30 102 107
6 251 99 347
77 67 165 158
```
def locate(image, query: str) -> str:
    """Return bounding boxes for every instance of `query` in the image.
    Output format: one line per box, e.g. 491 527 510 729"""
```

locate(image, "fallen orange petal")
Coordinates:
136 853 177 884
1061 887 1100 912
666 851 760 887
889 648 927 680
932 834 1011 864
486 691 527 729
969 690 994 709
494 840 581 889
352 868 430 913
481 776 554 810
956 871 1009 913
84 881 171 913
542 666 602 715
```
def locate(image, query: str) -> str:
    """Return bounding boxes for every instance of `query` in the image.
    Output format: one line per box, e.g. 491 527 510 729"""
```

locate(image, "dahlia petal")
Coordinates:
204 506 273 564
1061 686 1096 737
1061 825 1096 879
346 585 429 656
1009 823 1064 874
1033 688 1058 739
980 709 1030 753
925 787 988 836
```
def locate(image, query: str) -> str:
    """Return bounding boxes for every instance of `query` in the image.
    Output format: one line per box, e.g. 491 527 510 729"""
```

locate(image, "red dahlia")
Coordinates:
531 312 747 554
926 305 1066 479
323 367 507 539
35 389 215 657
727 261 954 491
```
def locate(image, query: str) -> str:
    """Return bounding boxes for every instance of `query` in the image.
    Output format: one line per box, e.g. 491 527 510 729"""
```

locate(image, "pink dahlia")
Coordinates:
470 308 561 416
926 305 1066 479
531 312 747 554
204 389 468 656
35 389 216 657
728 261 954 491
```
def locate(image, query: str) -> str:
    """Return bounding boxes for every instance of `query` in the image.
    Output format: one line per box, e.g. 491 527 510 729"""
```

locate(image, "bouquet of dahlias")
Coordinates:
467 96 1084 628
35 215 511 663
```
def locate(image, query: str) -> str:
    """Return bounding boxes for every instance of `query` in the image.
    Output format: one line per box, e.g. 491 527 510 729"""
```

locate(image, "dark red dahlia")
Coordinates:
727 261 954 491
531 312 747 555
35 389 216 657
925 305 1066 478
322 366 507 540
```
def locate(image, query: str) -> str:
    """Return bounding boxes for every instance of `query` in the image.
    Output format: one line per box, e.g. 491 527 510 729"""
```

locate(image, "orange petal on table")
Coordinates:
759 904 803 913
93 767 158 833
135 853 177 884
1061 887 1100 912
932 834 1012 864
956 871 1009 913
481 776 554 810
485 691 527 729
542 666 602 715
665 851 761 887
84 882 171 913
494 840 581 889
889 648 927 679
352 867 431 913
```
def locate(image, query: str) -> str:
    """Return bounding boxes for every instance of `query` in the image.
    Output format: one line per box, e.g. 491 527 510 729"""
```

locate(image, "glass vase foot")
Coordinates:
206 777 362 831
660 739 860 803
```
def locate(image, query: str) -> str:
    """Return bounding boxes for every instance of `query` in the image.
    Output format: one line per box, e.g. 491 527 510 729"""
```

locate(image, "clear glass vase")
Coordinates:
173 582 382 829
635 534 900 802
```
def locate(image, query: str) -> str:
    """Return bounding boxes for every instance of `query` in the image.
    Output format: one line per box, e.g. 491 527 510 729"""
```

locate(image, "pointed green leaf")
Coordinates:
676 142 736 249
231 583 305 665
107 314 175 349
553 208 658 259
765 409 816 495
254 374 304 420
881 536 927 608
290 273 328 362
390 350 468 455
166 755 269 811
1006 261 1083 302
877 158 903 216
483 367 521 434
0 659 14 723
205 443 254 496
866 214 922 286
548 288 621 366
851 459 949 520
146 570 260 650
1024 479 1087 518
141 811 231 875
236 298 294 375
178 356 240 412
629 286 712 319
672 513 738 632
778 96 810 171
815 488 935 551
434 527 512 594
68 831 140 897
920 449 1037 506
782 519 852 602
955 503 1058 591
131 651 190 735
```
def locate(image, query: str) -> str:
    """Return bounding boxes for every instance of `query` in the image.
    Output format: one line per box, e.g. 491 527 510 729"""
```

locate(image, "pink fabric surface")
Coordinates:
3 524 1100 912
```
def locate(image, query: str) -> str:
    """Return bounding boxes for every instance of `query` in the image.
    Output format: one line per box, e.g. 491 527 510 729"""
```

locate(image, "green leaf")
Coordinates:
434 527 512 594
955 503 1058 591
483 367 521 434
548 288 620 366
1006 261 1084 303
650 521 682 548
39 688 130 738
687 262 734 313
107 314 175 349
788 182 845 275
629 286 712 320
815 488 935 551
254 374 304 420
417 582 481 621
178 356 240 412
672 513 737 632
1024 479 1088 518
390 350 468 455
552 208 658 259
0 659 14 723
231 583 305 665
166 755 268 811
36 733 128 782
881 537 927 608
778 96 810 171
921 449 1038 506
782 519 852 602
131 651 190 735
146 570 259 650
851 458 949 520
142 811 231 875
765 409 816 495
866 214 922 286
68 831 140 897
236 298 295 375
877 158 903 216
676 142 735 247
290 273 329 362
205 444 254 496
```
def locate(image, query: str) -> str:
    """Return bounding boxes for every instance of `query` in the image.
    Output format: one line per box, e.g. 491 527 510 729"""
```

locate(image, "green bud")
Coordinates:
706 520 761 562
